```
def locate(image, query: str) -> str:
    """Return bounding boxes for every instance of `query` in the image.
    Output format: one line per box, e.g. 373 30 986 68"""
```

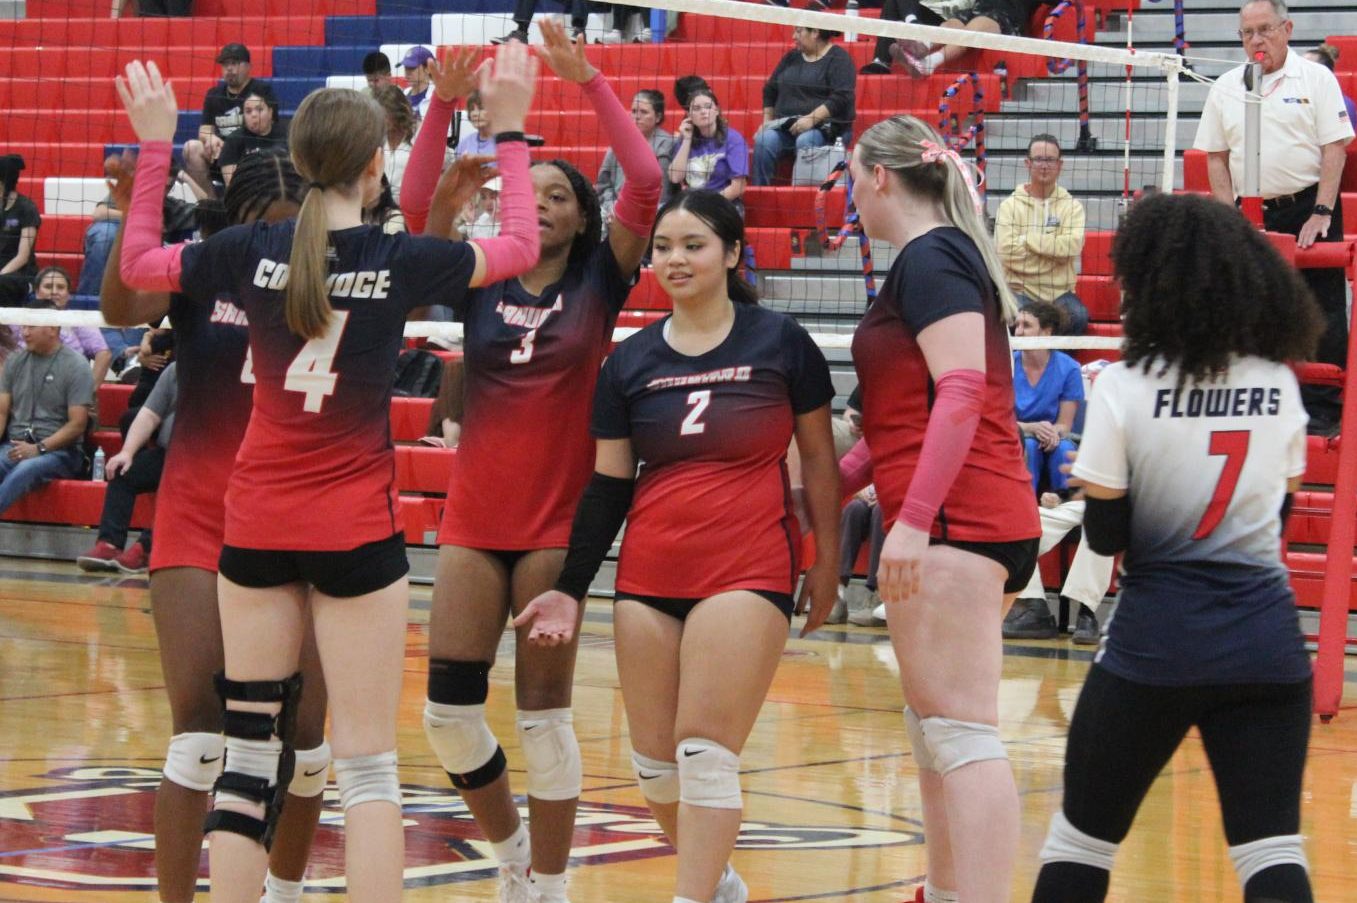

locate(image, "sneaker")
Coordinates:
859 58 893 75
569 26 586 41
599 28 624 44
498 863 534 903
490 27 529 45
632 27 652 43
890 39 930 78
848 593 887 627
114 542 149 575
826 588 849 625
76 540 122 572
1002 597 1058 640
1071 606 1100 646
713 864 749 903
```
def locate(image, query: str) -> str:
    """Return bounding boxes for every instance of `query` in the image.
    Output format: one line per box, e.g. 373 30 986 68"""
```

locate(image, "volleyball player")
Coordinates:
397 22 662 903
844 115 1040 903
114 48 540 903
516 190 841 903
100 150 328 903
1030 195 1322 903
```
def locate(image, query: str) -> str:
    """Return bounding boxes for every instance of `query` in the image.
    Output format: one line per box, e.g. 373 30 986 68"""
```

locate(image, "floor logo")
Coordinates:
0 766 920 891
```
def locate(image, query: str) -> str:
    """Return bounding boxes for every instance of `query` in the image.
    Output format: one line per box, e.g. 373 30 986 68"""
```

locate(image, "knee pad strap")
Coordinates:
424 700 505 790
516 708 582 801
1229 834 1308 887
903 708 936 774
676 737 741 810
918 715 1007 775
334 751 401 809
428 659 491 706
163 732 225 793
289 741 332 798
1039 810 1119 872
631 752 680 805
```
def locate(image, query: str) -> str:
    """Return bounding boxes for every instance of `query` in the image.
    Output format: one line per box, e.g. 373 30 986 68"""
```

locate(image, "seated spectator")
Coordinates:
421 357 465 448
669 88 749 206
490 0 588 45
995 134 1089 334
375 84 417 203
0 155 39 308
182 43 278 194
24 267 113 387
219 91 288 185
1002 492 1110 644
835 484 887 626
0 319 15 367
366 176 407 235
402 45 435 119
455 90 496 159
76 361 179 575
456 176 501 239
863 0 1044 76
673 74 710 111
603 4 653 43
753 27 855 186
1305 44 1357 125
1013 300 1082 496
363 50 393 93
830 385 863 459
0 303 93 516
596 89 675 222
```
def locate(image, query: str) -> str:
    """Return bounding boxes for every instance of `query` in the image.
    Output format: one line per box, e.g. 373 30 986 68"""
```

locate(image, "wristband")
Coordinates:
36 441 47 456
493 131 527 144
1312 204 1333 217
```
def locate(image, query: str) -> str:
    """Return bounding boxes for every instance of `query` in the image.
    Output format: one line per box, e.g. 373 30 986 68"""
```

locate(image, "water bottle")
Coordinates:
92 447 105 482
844 0 859 42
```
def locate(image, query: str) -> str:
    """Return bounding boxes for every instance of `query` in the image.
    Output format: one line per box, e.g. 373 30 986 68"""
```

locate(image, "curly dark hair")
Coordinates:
534 159 602 271
1113 193 1323 388
1019 299 1065 334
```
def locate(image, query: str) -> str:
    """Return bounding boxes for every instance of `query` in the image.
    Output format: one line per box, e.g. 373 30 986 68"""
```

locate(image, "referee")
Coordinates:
1195 0 1353 432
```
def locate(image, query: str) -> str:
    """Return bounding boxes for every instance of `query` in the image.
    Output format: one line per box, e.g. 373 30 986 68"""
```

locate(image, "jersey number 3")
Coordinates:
1193 430 1250 540
239 311 351 414
681 390 711 436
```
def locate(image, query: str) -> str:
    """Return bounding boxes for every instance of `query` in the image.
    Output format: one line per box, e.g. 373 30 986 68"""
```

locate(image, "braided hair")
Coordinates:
223 148 306 228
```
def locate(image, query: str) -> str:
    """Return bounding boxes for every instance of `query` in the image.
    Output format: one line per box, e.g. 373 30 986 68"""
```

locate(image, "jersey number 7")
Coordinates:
239 311 351 413
1193 430 1250 540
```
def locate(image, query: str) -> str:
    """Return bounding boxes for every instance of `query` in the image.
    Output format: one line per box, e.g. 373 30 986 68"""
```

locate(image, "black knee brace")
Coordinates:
428 658 491 705
1245 865 1313 903
202 671 303 850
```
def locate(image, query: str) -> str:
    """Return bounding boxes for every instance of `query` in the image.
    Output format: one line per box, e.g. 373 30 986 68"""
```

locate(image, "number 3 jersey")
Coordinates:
1072 357 1310 685
180 220 476 551
592 303 835 599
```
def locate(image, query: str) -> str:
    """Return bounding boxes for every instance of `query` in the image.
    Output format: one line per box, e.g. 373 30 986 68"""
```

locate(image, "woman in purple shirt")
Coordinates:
669 88 748 208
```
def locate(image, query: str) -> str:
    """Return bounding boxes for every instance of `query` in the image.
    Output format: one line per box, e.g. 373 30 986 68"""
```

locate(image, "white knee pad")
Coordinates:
218 736 283 806
162 732 225 792
516 708 582 801
917 715 1007 776
1229 834 1309 886
676 738 742 810
631 752 680 805
424 700 503 779
903 708 937 774
1039 810 1119 872
288 741 332 798
333 751 401 809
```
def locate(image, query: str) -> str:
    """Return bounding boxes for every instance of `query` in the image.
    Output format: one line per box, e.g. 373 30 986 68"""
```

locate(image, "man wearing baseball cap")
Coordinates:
183 42 278 194
401 46 436 119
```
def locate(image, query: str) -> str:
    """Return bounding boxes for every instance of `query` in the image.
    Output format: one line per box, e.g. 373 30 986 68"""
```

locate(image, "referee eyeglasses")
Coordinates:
1238 23 1282 40
1027 156 1061 165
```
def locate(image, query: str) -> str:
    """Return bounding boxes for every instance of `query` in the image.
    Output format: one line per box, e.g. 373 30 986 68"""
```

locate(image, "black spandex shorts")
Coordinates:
929 535 1039 594
219 532 410 598
619 590 796 622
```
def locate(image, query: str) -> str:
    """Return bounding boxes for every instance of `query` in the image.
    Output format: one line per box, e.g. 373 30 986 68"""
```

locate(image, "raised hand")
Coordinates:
537 17 599 85
478 40 539 136
513 590 580 646
114 61 179 143
429 45 484 104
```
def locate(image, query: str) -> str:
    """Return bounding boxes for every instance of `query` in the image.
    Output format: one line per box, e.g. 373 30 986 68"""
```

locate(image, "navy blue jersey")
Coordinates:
593 303 834 598
180 220 476 550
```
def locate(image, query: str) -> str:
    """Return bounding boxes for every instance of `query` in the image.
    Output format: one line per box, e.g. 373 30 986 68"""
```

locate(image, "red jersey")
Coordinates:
852 227 1039 543
438 241 632 550
592 304 835 598
179 220 476 551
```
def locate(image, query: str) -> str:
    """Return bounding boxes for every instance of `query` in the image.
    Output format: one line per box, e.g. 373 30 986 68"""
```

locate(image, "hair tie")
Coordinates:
919 139 984 217
309 181 326 191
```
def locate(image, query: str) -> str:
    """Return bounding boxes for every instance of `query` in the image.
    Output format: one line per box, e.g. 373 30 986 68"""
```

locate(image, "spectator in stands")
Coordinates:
670 88 749 206
596 89 675 222
0 321 15 366
365 176 407 235
455 176 501 239
1195 0 1353 434
831 385 863 459
373 85 417 204
75 361 179 575
1304 44 1357 133
219 91 289 186
490 0 589 45
837 484 888 626
182 43 278 193
25 267 113 388
0 301 93 516
402 45 436 119
0 154 39 309
454 90 497 161
421 357 464 448
753 27 855 186
363 50 393 94
1013 300 1082 496
602 4 654 43
1003 488 1110 644
862 0 1043 77
995 134 1089 335
673 74 710 111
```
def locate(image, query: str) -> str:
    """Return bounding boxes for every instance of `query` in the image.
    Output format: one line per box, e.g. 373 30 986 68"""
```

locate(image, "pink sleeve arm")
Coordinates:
897 369 986 531
469 139 540 285
118 141 184 292
839 438 874 499
401 95 456 235
584 73 662 236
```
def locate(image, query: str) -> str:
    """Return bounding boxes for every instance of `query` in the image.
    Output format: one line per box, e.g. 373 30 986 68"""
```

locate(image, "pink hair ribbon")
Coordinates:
919 139 985 216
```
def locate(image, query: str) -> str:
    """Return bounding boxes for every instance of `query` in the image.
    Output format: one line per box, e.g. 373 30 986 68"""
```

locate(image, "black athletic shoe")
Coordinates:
491 27 529 45
1003 597 1058 640
859 59 892 75
1071 606 1100 645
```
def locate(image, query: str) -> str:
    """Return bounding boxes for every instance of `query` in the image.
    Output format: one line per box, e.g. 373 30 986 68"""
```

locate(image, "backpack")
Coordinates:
392 349 444 398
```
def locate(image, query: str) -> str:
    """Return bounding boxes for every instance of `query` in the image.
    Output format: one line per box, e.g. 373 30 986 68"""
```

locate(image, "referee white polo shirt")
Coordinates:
1194 48 1353 199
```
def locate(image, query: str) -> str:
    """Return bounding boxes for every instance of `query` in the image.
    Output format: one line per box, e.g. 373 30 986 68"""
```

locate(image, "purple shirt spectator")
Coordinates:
684 128 749 193
12 325 108 358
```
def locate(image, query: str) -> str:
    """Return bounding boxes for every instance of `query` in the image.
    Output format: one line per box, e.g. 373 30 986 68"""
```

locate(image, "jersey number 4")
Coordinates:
1193 430 1250 539
239 311 351 414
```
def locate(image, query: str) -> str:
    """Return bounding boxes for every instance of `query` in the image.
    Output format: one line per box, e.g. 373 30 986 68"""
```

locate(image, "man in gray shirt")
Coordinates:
0 312 93 515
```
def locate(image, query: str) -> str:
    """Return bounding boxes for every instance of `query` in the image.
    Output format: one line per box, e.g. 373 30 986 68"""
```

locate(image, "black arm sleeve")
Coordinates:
553 472 635 600
1083 495 1131 556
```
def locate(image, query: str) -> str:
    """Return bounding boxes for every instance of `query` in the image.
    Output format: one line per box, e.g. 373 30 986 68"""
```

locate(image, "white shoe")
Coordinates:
872 602 887 622
599 28 623 44
713 864 749 903
498 863 535 903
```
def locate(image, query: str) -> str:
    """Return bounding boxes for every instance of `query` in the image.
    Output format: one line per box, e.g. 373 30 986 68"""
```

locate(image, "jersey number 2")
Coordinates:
238 311 350 414
681 390 711 436
1193 430 1250 539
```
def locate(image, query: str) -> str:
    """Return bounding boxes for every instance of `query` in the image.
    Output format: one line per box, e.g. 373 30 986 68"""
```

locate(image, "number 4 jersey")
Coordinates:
1071 356 1310 685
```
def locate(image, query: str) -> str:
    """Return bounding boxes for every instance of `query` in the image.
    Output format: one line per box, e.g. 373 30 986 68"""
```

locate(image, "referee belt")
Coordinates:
1262 185 1318 210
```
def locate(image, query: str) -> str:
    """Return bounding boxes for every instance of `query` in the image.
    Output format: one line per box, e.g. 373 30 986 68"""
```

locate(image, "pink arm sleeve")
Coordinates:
118 141 184 292
401 95 456 235
469 139 540 285
583 73 662 236
897 369 986 531
839 438 874 499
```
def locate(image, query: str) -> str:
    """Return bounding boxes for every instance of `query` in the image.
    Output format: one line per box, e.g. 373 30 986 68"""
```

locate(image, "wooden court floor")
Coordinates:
1 558 1355 902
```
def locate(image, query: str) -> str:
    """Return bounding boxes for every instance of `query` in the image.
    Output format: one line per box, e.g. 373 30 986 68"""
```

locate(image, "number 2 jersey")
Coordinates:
179 220 475 551
592 303 835 599
1072 357 1311 686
